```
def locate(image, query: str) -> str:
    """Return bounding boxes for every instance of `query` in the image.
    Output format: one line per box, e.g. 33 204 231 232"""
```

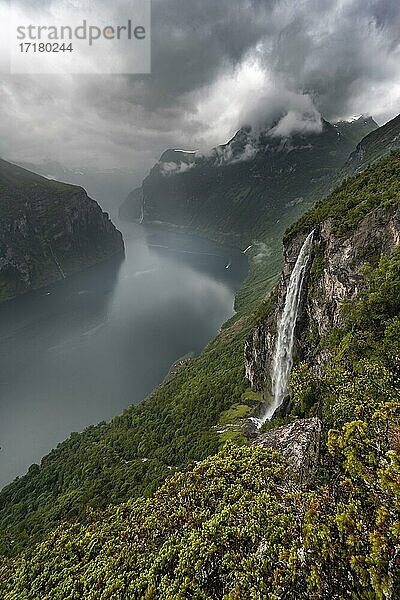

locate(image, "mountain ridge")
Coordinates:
345 113 400 174
119 115 378 245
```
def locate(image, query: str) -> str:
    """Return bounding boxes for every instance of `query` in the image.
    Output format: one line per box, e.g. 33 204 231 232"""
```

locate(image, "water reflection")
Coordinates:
0 223 247 488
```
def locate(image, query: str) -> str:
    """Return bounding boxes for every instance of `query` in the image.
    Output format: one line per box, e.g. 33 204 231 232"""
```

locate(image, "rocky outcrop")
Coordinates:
245 202 400 395
253 417 322 483
299 204 400 344
0 159 124 301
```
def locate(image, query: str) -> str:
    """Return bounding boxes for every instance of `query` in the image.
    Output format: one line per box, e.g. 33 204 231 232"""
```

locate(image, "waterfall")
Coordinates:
260 230 315 425
48 242 66 279
139 195 145 224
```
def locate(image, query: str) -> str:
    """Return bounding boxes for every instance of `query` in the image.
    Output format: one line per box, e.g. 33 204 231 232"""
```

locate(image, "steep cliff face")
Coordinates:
245 151 400 402
297 204 400 353
244 229 313 394
0 159 124 301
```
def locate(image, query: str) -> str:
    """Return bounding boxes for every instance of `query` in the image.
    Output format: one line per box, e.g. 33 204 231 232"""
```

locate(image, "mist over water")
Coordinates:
0 223 247 488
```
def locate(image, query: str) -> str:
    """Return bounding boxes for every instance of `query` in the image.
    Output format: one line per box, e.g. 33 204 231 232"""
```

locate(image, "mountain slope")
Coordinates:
120 115 381 316
120 117 376 244
333 114 378 146
345 113 400 174
2 416 399 600
19 159 138 216
246 151 400 420
0 159 124 301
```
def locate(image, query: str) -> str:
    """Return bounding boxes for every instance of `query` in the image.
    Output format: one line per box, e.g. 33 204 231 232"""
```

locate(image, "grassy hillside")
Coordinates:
0 288 263 555
1 270 399 597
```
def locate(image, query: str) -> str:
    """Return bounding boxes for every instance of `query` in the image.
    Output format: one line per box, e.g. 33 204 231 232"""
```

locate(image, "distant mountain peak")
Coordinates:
120 115 363 235
333 115 378 146
334 114 377 124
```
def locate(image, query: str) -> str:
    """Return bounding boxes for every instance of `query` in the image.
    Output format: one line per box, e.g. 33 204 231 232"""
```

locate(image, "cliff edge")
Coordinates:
0 159 124 301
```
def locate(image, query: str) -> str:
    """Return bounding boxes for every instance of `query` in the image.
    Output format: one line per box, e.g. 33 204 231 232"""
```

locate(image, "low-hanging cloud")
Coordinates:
159 160 196 176
237 84 323 138
0 0 399 175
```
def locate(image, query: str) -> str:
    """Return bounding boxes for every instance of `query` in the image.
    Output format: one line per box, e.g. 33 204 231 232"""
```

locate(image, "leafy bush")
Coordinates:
1 402 398 599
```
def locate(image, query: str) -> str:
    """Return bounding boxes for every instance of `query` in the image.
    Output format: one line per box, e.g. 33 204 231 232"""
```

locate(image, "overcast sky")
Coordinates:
0 0 399 179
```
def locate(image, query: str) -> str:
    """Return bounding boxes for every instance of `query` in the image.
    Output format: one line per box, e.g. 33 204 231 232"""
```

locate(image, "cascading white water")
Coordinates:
260 230 315 425
139 194 145 224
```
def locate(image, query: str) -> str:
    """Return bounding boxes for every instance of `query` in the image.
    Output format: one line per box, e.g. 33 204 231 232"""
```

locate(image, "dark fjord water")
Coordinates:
0 223 247 488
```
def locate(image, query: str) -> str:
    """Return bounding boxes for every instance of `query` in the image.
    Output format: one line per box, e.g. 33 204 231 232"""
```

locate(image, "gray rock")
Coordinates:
253 417 322 484
245 202 400 393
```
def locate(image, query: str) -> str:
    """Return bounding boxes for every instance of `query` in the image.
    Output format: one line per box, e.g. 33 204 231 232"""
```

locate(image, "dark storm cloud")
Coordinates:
0 0 399 174
265 0 400 120
140 0 276 108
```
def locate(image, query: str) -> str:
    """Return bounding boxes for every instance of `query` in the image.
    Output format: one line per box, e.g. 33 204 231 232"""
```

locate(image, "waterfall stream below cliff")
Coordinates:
260 230 314 425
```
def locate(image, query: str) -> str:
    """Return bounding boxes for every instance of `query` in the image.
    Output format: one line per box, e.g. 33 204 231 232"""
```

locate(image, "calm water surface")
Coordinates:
0 222 247 488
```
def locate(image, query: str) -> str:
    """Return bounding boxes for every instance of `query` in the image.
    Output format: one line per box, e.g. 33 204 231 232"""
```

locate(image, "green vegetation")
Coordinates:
1 402 398 599
2 144 400 560
122 117 370 249
0 188 284 555
285 150 400 241
346 113 400 174
0 158 78 218
0 158 124 301
0 322 253 555
291 247 400 428
218 402 254 425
